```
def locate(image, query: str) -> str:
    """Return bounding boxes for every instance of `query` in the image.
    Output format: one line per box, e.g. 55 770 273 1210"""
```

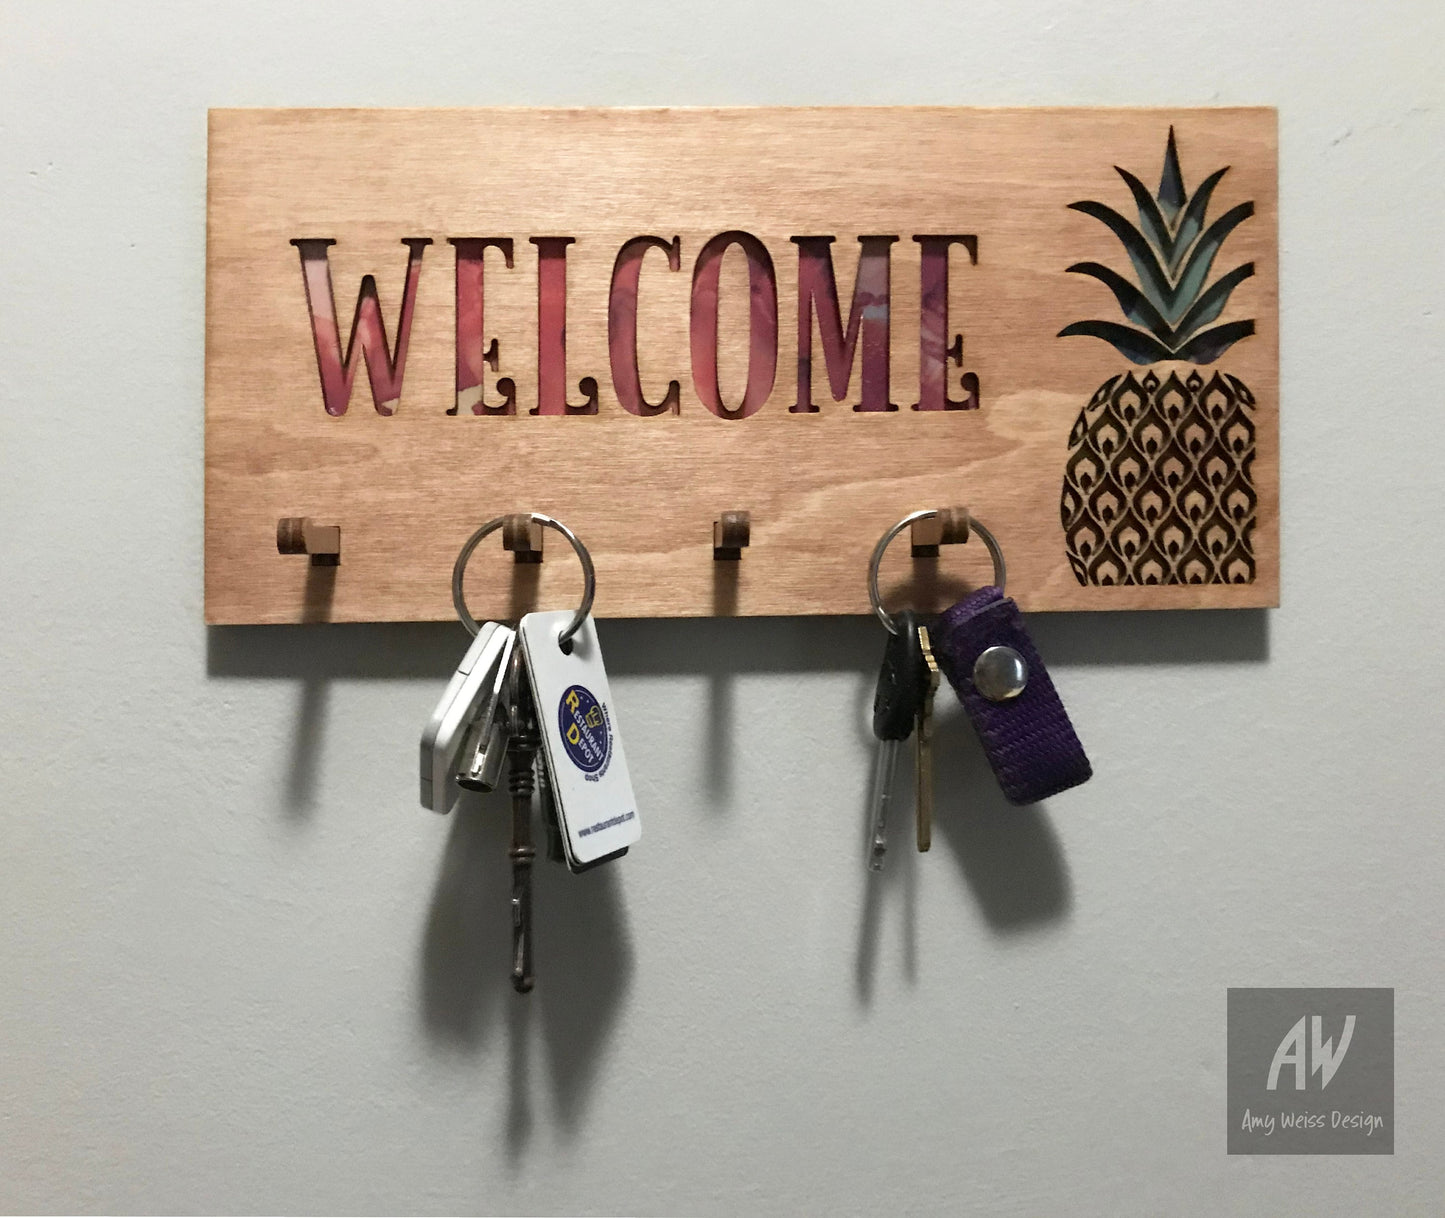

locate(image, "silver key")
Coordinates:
868 741 902 871
420 621 515 812
456 713 508 793
868 611 927 871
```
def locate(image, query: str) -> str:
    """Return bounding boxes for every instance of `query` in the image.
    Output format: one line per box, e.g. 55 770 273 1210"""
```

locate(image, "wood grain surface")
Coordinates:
205 107 1278 624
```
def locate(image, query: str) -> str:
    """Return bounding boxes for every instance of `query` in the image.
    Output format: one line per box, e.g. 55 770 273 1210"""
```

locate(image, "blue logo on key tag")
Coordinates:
558 684 611 775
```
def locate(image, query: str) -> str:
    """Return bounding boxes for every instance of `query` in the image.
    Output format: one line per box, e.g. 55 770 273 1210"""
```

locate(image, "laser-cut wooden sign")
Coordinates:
205 107 1278 624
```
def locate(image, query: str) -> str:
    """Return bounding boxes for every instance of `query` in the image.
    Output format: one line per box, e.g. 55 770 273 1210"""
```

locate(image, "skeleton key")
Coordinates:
504 646 537 993
868 609 927 871
914 623 940 853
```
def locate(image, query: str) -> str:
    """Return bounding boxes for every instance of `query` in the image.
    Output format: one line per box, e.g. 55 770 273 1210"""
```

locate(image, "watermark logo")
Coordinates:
1227 988 1392 1154
1267 1015 1354 1091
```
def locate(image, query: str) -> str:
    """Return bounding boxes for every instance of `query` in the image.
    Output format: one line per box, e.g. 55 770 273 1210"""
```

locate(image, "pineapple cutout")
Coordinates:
1059 128 1257 586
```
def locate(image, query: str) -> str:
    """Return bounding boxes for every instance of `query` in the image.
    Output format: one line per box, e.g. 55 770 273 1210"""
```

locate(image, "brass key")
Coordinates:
915 623 940 852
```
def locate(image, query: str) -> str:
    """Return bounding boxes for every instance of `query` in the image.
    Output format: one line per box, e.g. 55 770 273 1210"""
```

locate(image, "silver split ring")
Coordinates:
452 513 596 650
867 509 1007 634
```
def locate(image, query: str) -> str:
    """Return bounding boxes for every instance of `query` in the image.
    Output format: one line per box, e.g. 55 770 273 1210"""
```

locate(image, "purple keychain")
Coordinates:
869 510 1091 806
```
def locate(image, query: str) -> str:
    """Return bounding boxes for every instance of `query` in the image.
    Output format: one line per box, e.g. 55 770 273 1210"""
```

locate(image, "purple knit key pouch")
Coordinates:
931 586 1091 805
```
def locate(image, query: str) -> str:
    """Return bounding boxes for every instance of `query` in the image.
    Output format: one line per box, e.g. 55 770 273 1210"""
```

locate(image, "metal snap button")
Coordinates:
973 645 1028 701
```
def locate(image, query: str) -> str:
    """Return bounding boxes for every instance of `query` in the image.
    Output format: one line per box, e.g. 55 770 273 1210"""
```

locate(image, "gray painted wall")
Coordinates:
2 1 1441 1212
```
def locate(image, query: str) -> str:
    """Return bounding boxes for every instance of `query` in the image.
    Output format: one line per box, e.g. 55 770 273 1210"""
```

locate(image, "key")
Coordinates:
420 621 515 812
456 713 508 793
868 609 927 871
914 623 940 852
504 646 538 993
458 625 515 794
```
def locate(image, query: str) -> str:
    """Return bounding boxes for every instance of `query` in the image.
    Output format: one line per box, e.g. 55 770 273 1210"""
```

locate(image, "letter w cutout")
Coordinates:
291 238 431 415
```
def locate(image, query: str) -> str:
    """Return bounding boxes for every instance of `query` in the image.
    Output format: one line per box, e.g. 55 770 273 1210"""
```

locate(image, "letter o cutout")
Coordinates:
690 231 778 419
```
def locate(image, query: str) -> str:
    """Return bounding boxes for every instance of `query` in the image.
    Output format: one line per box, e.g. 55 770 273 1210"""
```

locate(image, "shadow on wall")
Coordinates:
205 605 1268 682
205 615 889 821
204 606 1269 1124
1025 606 1269 667
853 701 1075 1004
418 787 634 1152
208 621 465 820
931 705 1073 933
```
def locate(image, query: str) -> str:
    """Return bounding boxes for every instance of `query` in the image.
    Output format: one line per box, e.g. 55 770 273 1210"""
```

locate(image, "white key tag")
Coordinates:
519 610 640 869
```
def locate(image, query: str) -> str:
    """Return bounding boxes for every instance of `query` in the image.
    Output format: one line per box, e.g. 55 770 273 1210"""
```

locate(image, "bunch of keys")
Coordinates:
865 508 1091 870
420 514 642 993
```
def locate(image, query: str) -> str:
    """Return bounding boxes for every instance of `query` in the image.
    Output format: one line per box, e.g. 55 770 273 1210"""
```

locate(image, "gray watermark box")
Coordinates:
1227 987 1393 1154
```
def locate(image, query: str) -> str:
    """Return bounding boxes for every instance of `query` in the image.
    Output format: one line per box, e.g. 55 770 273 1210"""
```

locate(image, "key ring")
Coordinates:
868 509 1007 634
452 513 596 650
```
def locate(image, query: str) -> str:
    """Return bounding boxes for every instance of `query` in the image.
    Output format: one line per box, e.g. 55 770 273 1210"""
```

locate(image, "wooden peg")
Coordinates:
910 506 970 558
276 517 341 566
713 511 751 561
503 513 544 563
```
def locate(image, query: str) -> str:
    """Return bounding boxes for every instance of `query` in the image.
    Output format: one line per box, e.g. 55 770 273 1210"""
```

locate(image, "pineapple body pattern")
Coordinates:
1059 129 1258 586
1061 366 1255 585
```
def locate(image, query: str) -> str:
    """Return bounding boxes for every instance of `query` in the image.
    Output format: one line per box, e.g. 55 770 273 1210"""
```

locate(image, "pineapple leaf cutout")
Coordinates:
1059 128 1258 588
1059 128 1255 365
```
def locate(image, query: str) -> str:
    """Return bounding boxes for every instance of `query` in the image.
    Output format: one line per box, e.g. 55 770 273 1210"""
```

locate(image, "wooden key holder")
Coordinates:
206 106 1278 624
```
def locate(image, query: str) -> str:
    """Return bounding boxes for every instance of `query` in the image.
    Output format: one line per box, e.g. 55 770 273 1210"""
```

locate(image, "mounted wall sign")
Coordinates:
205 106 1278 624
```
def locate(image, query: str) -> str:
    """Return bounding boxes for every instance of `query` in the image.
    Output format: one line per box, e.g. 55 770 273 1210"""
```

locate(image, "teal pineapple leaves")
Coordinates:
1060 128 1255 365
